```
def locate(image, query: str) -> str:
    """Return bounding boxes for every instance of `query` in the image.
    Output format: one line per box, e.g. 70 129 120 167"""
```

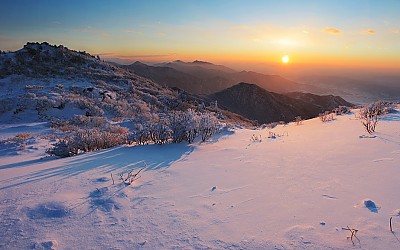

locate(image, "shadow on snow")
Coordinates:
0 143 195 190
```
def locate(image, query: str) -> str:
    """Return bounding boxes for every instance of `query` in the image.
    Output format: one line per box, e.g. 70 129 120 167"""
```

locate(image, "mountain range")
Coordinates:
0 42 252 126
122 60 315 95
0 42 354 126
209 83 352 124
121 60 353 123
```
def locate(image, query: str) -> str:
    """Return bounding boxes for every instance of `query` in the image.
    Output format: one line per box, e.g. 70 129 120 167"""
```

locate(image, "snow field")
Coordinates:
1 109 400 249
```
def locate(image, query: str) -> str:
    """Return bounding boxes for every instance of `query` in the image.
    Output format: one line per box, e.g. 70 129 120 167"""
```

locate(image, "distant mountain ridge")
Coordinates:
208 83 353 124
0 42 252 126
123 60 315 95
0 42 354 126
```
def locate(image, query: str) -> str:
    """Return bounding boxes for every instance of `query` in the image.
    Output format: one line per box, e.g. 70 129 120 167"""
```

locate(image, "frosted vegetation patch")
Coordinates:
359 101 396 134
47 109 222 157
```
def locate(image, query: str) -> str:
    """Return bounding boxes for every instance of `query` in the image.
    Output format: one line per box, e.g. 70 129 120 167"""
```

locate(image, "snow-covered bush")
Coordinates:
46 140 72 157
47 125 129 157
1 133 34 151
199 112 220 142
184 109 199 143
168 111 189 143
359 101 394 134
360 101 395 118
319 111 334 122
36 96 56 112
130 129 151 145
149 122 172 145
84 102 104 117
333 106 351 115
128 110 221 145
70 115 107 128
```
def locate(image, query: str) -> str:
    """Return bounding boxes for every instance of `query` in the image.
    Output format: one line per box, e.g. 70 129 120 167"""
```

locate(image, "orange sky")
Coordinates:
1 1 400 75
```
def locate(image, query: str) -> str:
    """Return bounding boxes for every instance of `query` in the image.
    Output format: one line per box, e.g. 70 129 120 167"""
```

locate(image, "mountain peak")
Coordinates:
192 60 212 65
132 61 146 66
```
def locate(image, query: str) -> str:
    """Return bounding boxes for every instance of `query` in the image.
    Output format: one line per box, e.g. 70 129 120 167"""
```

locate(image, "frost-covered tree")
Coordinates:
168 111 188 143
199 112 220 142
149 122 172 145
359 101 394 134
184 109 199 143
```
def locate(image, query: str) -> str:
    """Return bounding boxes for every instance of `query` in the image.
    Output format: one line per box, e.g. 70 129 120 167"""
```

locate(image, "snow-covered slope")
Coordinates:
1 108 400 249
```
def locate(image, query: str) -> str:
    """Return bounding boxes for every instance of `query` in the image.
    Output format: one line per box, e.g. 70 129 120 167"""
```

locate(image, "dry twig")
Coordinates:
120 163 147 185
390 217 394 233
342 226 360 246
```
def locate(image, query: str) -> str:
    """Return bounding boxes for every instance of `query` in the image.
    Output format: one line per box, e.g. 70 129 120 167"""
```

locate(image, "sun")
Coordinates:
281 55 290 64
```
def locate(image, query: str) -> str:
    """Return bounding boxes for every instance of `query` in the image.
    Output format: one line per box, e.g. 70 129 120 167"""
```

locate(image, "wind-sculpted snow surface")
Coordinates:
1 107 400 249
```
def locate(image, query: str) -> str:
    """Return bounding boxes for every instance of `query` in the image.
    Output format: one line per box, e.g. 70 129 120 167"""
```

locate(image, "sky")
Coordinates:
1 0 400 75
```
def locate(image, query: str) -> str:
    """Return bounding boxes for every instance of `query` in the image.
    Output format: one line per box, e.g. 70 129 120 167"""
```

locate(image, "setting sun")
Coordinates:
281 55 290 64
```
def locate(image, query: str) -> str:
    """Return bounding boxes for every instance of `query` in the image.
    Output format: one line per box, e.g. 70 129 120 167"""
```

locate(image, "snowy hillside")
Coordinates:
1 108 400 249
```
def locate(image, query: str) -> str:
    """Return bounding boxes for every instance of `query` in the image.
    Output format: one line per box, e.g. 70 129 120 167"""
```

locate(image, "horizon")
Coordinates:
1 1 400 78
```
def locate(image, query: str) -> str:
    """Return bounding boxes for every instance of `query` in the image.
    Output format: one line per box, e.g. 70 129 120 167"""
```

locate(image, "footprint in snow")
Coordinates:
89 187 121 212
92 177 109 183
27 202 69 219
363 199 380 213
33 240 58 250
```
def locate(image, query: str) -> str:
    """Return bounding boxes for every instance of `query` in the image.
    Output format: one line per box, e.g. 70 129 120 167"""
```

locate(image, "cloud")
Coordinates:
124 29 142 35
361 29 376 35
231 25 252 31
102 53 177 60
391 29 400 34
324 27 342 35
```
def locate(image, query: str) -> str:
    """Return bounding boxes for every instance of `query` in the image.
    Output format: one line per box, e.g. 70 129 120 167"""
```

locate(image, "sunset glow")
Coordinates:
281 55 290 64
0 0 399 75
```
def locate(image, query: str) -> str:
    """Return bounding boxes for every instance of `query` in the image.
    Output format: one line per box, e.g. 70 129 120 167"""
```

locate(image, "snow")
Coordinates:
1 109 400 249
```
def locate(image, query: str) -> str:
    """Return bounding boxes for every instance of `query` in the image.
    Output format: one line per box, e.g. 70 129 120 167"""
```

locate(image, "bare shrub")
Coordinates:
15 133 32 141
333 106 351 115
264 122 279 129
319 111 334 122
1 133 34 152
294 116 303 125
119 166 145 185
358 101 393 134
